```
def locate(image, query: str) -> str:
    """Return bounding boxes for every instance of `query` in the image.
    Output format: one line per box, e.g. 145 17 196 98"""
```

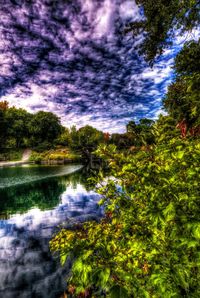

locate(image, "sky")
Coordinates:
0 0 199 133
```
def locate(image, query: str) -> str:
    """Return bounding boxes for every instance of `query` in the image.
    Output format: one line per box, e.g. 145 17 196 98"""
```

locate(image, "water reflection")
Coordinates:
0 165 102 298
0 164 83 189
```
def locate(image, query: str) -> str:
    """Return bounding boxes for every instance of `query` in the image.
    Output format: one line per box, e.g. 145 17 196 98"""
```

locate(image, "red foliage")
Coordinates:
176 120 200 137
78 289 90 297
68 285 76 295
0 101 9 111
105 211 113 219
104 132 110 142
189 126 200 137
176 120 187 138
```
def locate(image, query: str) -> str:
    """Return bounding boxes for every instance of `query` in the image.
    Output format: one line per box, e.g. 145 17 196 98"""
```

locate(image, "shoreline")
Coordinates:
0 160 33 168
0 149 32 168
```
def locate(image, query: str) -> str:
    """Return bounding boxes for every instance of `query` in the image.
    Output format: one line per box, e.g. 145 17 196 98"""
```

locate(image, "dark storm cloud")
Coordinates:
0 0 175 132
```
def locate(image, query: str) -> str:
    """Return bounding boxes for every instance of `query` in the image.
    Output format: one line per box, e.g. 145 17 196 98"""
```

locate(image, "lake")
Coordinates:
0 164 102 298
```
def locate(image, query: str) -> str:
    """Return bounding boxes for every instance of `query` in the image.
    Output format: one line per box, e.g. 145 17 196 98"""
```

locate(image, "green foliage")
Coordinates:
56 128 72 146
70 125 105 158
0 109 7 148
174 40 200 76
0 149 23 162
164 74 200 128
154 115 180 143
109 133 134 149
29 148 81 163
5 107 31 148
109 119 155 150
0 102 107 160
163 40 200 131
50 137 200 297
0 103 63 151
126 0 200 63
28 111 62 148
126 118 155 146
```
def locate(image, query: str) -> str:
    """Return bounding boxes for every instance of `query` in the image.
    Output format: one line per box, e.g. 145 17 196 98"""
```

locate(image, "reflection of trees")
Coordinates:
0 167 100 217
60 167 101 191
71 166 100 191
0 178 66 216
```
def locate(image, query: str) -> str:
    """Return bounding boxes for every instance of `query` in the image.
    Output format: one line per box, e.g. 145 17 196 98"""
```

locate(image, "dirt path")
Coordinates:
22 149 32 161
0 149 32 168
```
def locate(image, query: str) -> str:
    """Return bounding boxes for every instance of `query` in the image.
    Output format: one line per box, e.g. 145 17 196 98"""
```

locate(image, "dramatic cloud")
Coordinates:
0 0 198 132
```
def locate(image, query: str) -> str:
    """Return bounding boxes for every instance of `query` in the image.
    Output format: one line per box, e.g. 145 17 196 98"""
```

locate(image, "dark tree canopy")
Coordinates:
163 39 200 133
174 39 200 76
126 0 200 64
28 111 62 148
5 107 31 148
71 125 104 154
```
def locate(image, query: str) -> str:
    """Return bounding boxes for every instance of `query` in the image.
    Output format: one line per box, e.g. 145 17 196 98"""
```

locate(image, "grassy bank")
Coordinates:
29 147 82 164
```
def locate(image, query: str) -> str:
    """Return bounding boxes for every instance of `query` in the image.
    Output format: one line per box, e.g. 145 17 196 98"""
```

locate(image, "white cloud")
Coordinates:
119 0 140 21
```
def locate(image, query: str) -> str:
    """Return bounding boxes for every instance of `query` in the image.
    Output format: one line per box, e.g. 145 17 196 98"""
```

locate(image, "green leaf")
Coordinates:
110 285 129 298
163 202 175 222
193 224 200 240
177 151 184 159
98 268 110 287
60 253 67 266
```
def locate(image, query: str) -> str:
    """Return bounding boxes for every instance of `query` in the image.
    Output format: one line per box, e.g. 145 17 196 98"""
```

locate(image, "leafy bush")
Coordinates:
0 149 23 161
29 148 81 163
29 151 43 163
50 139 200 297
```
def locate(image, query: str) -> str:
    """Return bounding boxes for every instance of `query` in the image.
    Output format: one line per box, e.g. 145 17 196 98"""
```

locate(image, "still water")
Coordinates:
0 165 102 298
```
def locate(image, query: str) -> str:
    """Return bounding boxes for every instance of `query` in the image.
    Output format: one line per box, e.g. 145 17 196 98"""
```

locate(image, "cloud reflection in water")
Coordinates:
0 175 102 298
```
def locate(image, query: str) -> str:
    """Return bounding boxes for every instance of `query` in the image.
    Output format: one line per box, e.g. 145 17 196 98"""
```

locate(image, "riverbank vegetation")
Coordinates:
0 148 23 162
0 102 105 162
49 11 200 298
0 103 157 163
29 148 82 164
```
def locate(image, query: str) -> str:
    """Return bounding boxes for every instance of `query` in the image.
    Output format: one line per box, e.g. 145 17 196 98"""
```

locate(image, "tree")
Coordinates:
28 111 62 149
126 120 137 133
163 40 200 136
154 115 179 143
174 40 200 76
0 101 9 148
126 0 200 64
0 110 7 149
126 118 155 146
56 127 72 146
71 125 104 155
5 107 31 148
110 133 134 149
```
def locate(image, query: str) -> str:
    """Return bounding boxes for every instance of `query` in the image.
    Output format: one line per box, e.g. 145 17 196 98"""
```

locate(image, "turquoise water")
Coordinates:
0 165 102 297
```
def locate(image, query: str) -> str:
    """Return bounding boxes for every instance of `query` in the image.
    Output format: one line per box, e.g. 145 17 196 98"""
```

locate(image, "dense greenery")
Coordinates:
0 103 108 162
0 149 23 162
50 137 200 297
126 118 155 146
29 148 81 164
163 40 200 137
50 31 200 298
0 102 157 162
0 104 62 151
